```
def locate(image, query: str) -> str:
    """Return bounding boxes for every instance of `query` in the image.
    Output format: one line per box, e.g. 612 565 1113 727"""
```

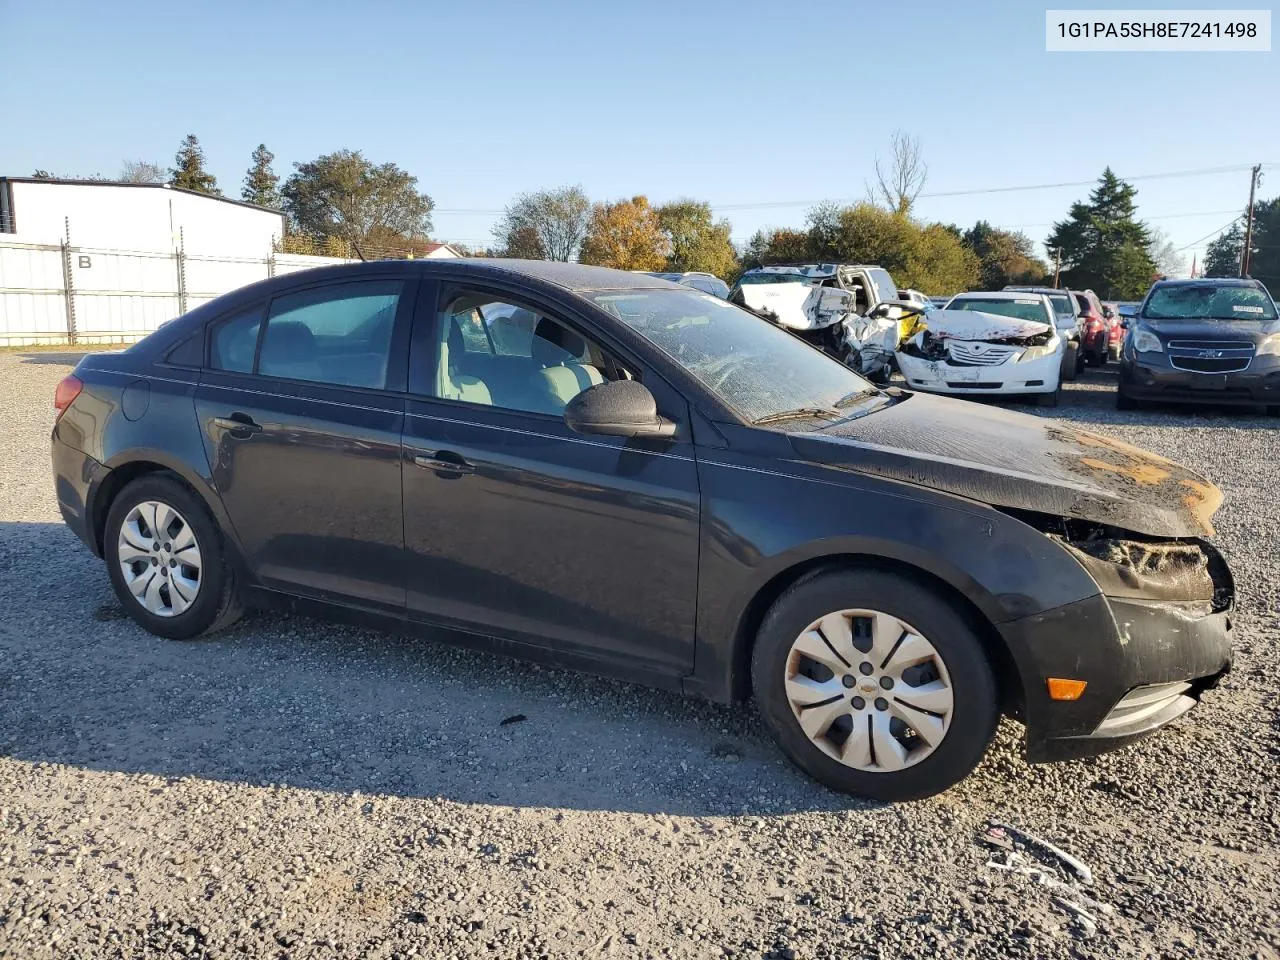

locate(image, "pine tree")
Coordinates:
168 134 220 195
241 144 280 208
1046 168 1157 299
1203 221 1245 278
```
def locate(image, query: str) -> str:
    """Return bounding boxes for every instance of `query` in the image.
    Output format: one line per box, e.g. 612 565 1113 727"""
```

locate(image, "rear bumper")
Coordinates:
52 428 109 556
1001 594 1232 763
1119 357 1280 405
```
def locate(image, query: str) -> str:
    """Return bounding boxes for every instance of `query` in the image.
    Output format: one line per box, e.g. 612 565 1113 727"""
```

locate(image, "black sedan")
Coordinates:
1117 277 1280 412
51 260 1233 800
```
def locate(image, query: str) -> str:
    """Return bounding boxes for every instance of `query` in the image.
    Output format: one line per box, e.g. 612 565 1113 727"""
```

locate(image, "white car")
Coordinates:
895 291 1064 406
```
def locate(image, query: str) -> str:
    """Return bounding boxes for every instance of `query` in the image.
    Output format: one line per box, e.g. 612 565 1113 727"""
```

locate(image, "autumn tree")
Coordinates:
1046 168 1157 299
493 186 591 262
281 149 433 244
962 221 1049 289
578 196 668 270
740 228 811 270
242 144 281 208
119 160 166 184
655 199 736 277
169 134 220 195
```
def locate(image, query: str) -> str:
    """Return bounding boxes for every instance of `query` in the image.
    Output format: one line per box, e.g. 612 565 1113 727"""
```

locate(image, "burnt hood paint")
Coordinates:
784 392 1222 538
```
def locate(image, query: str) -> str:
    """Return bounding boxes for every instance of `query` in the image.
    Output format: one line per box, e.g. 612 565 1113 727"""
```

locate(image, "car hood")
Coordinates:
1142 317 1279 341
924 308 1053 341
788 392 1222 537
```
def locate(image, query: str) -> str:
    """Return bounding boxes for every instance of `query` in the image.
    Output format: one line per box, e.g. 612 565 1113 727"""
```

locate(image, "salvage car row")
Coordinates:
727 263 1280 414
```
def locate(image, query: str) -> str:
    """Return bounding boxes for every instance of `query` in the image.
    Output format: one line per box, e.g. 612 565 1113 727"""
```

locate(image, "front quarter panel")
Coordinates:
690 425 1103 701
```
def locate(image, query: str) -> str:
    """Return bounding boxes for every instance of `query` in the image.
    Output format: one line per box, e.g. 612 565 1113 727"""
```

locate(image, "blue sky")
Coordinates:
3 0 1276 266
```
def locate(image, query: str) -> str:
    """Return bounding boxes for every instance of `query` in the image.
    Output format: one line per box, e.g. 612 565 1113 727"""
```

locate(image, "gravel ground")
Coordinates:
1 351 1277 959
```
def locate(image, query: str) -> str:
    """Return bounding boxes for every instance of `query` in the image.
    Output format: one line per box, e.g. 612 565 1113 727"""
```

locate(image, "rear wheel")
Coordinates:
104 474 243 640
751 569 999 801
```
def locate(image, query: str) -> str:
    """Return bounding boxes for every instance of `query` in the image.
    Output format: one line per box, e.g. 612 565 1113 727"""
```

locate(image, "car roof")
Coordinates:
950 291 1052 301
1150 276 1264 289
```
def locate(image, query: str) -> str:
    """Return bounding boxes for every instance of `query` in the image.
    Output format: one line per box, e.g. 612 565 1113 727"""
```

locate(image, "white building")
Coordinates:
0 177 286 255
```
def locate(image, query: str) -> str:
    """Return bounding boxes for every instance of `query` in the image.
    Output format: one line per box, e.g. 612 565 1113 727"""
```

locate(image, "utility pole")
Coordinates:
1052 248 1062 288
1241 163 1262 277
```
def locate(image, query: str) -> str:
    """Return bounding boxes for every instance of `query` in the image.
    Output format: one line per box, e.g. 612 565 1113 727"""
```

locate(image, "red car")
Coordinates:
1073 289 1110 366
1101 301 1125 360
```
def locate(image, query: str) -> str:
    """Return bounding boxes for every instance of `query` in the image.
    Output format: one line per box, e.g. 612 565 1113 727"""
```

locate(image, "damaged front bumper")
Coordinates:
1000 533 1233 763
896 345 1061 396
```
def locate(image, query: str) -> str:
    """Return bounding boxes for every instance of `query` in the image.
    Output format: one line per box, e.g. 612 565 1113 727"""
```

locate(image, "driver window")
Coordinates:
433 293 632 416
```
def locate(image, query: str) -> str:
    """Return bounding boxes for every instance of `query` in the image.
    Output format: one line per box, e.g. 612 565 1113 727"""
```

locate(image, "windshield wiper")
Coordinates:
833 388 878 408
753 406 842 425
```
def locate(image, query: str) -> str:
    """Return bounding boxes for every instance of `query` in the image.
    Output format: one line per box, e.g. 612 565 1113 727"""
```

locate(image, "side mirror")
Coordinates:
1120 318 1130 329
564 380 676 439
1102 307 1114 318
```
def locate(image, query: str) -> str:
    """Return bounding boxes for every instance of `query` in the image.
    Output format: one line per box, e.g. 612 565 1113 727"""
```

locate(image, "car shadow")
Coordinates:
0 520 888 817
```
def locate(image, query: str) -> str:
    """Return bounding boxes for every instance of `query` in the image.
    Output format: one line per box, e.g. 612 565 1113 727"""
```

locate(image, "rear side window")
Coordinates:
209 306 263 373
258 280 403 389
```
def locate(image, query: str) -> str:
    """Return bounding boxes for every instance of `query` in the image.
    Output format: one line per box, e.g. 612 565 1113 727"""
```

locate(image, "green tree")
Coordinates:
168 134 220 195
655 199 736 277
242 144 281 208
281 149 433 244
740 227 811 270
1046 168 1157 299
579 195 668 270
1203 221 1244 278
1243 197 1280 291
492 186 591 262
963 221 1049 289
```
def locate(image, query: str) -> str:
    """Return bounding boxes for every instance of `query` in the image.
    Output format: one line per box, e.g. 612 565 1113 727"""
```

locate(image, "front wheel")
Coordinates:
104 474 243 640
1115 389 1140 411
1036 386 1061 407
751 569 999 801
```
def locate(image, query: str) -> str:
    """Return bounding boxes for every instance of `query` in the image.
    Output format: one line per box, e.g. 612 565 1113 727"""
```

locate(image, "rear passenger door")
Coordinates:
194 274 415 612
400 281 701 674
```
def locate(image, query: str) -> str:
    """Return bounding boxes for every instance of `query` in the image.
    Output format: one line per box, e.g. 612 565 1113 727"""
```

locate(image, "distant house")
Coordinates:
0 177 286 255
418 241 463 259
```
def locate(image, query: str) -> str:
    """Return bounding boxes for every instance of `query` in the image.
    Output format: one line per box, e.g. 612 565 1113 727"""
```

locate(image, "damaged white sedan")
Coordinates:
896 292 1065 407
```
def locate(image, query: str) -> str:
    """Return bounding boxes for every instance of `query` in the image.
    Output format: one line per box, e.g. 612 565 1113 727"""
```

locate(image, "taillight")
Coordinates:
54 375 83 418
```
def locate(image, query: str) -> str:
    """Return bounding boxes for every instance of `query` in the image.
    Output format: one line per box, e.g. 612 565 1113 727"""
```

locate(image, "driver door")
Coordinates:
400 281 701 675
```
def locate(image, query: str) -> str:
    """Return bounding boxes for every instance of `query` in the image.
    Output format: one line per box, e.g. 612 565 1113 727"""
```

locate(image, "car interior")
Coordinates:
435 295 630 415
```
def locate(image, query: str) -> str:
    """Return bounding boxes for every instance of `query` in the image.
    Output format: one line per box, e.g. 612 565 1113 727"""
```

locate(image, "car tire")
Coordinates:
750 568 999 801
104 474 243 640
1036 387 1061 407
1115 390 1140 411
1061 344 1079 382
1074 345 1087 375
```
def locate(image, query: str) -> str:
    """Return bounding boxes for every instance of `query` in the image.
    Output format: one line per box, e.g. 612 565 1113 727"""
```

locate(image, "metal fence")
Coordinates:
0 237 353 345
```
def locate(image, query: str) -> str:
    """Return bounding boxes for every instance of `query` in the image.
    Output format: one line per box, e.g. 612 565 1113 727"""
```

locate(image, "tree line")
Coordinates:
35 133 1230 299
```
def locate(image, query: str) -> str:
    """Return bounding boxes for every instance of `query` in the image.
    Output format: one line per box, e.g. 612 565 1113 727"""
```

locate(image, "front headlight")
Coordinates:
1256 335 1280 357
1018 335 1061 362
1132 327 1164 353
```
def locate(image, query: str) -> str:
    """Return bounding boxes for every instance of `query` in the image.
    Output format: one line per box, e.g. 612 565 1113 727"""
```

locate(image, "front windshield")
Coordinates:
948 297 1052 324
590 288 874 424
1143 284 1277 321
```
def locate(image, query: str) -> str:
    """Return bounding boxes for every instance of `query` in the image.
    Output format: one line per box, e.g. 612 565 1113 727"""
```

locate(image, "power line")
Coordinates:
433 163 1263 217
1174 216 1244 253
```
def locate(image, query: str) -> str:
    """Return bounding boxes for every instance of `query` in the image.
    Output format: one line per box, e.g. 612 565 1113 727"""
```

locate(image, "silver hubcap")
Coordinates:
116 500 202 618
784 609 954 772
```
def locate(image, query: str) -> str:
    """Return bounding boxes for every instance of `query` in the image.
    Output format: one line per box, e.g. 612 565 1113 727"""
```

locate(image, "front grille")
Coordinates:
1167 339 1254 374
946 342 1016 366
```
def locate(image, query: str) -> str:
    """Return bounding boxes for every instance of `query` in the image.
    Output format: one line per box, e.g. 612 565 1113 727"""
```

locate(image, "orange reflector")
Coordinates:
1047 678 1088 701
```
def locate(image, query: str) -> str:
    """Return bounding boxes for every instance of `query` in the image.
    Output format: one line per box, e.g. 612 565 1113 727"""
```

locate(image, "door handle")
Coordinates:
212 414 262 435
413 452 475 475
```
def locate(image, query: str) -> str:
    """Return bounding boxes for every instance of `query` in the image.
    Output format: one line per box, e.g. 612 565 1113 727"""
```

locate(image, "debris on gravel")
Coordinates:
1 353 1278 958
